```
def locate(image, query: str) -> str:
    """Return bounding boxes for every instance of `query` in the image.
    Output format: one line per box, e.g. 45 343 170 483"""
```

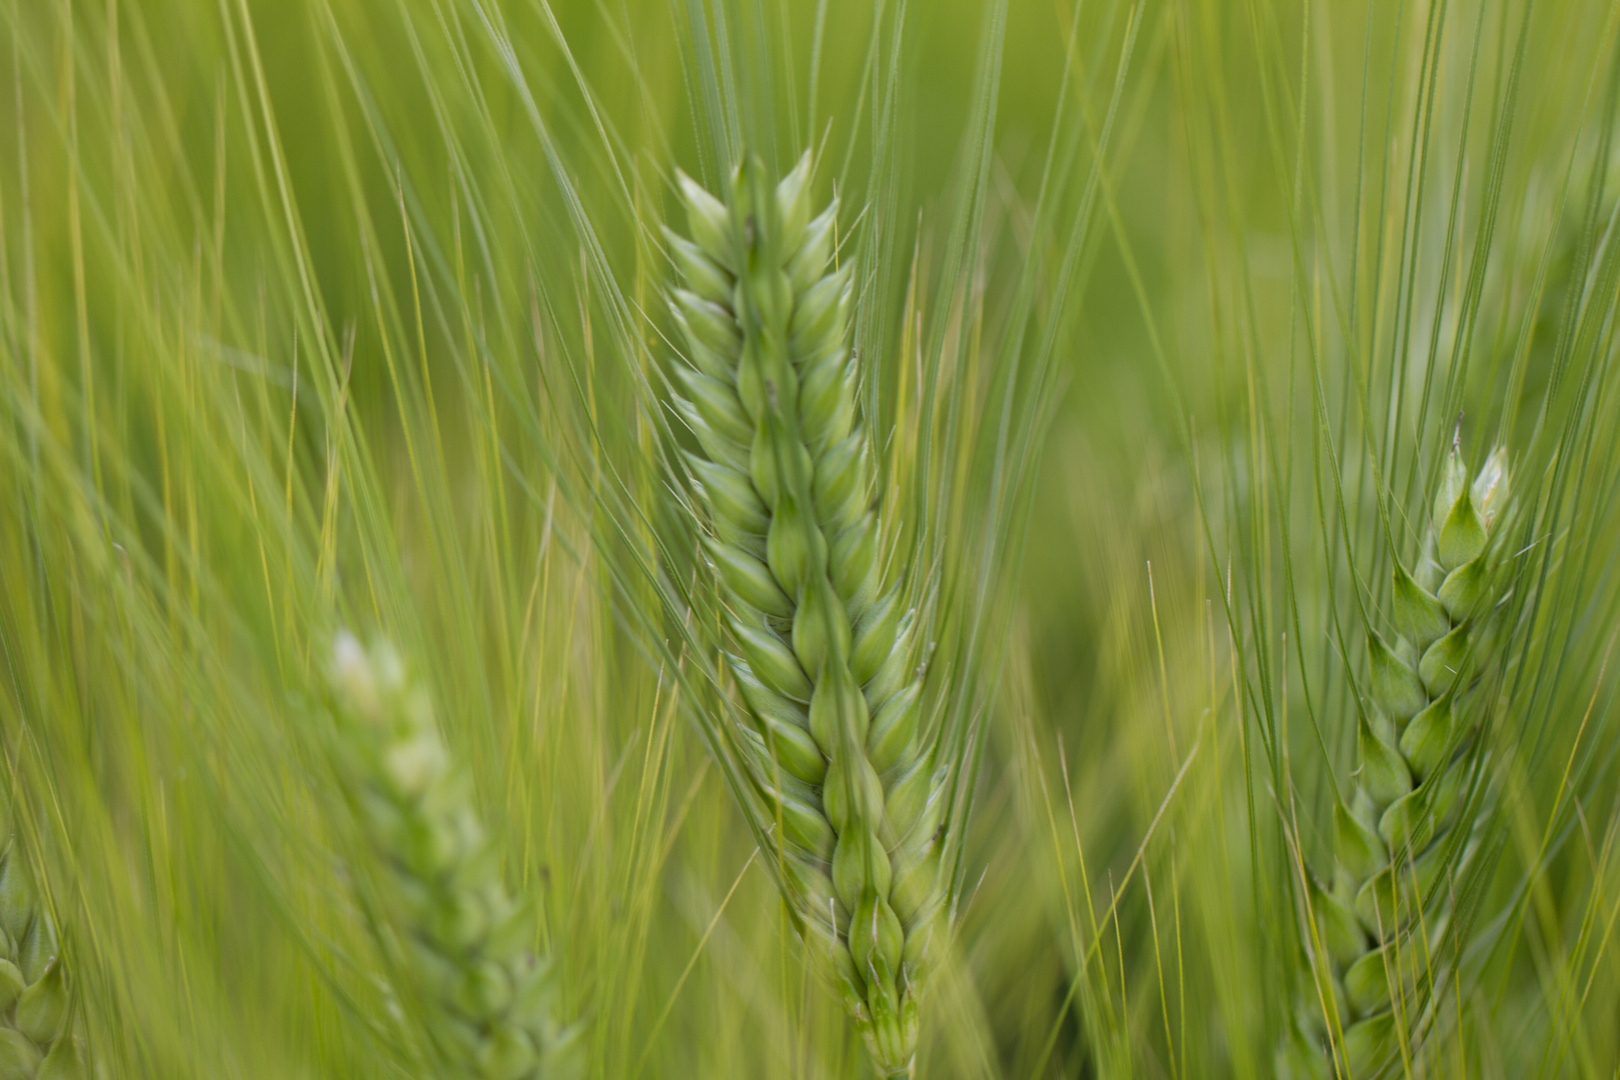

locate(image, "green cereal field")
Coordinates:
2 0 1619 1076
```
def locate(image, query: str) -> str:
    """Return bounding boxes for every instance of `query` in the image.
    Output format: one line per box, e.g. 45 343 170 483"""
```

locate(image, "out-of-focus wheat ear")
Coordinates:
665 154 943 1078
325 632 582 1080
1286 445 1515 1078
0 808 86 1080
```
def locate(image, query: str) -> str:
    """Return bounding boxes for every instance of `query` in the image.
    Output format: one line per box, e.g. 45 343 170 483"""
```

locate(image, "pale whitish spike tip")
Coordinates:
384 732 447 798
331 631 381 720
1472 447 1509 528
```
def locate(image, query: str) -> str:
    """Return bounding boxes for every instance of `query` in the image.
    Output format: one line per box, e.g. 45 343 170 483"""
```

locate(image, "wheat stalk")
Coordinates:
0 810 85 1080
1282 445 1513 1078
665 154 943 1078
326 633 579 1080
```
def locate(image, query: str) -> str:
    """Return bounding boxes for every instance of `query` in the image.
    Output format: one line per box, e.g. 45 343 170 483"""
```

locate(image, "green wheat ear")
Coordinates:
1282 446 1513 1079
666 153 943 1078
0 813 85 1080
326 633 581 1080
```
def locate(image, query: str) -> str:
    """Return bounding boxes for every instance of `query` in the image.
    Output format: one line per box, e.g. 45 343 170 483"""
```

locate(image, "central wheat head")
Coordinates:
1283 446 1513 1078
326 633 579 1080
665 154 944 1077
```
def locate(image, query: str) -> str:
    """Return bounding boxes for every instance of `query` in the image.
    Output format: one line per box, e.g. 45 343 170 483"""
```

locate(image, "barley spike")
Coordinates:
1282 446 1512 1079
668 154 942 1078
327 633 580 1080
0 809 85 1080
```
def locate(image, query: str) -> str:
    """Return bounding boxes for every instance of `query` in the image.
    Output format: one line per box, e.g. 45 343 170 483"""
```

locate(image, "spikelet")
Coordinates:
666 154 943 1078
326 633 579 1080
1282 446 1512 1078
0 810 85 1080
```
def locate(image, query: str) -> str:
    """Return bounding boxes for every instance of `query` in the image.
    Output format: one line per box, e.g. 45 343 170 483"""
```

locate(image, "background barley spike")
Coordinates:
326 633 581 1080
1282 446 1514 1079
0 806 85 1080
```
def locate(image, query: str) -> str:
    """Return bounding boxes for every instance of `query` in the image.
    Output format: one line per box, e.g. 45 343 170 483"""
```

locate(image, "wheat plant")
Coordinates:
325 633 579 1080
1282 445 1515 1079
0 812 82 1080
664 153 943 1078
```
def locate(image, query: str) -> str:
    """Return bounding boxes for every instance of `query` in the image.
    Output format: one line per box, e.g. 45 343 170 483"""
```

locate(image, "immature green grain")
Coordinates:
0 812 84 1080
1282 446 1513 1078
666 154 943 1078
326 633 579 1080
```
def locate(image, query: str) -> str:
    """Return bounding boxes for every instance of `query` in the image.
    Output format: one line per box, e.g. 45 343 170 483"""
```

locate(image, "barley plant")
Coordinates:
1281 445 1515 1077
1 0 1619 1078
324 632 579 1080
0 809 82 1080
